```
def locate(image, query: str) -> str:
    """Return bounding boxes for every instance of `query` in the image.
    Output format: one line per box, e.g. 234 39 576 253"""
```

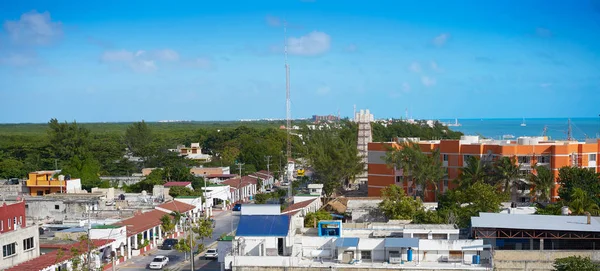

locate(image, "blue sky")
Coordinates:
1 0 600 123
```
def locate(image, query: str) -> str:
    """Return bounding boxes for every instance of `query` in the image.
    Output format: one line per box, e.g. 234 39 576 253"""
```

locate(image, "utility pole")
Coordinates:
189 217 194 271
87 206 92 271
265 156 272 190
235 162 244 201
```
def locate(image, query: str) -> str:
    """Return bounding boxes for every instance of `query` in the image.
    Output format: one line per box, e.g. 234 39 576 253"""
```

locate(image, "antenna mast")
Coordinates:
284 21 291 162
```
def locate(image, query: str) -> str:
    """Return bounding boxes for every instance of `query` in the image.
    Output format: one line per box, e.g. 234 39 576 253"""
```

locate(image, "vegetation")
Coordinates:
160 214 176 234
537 166 600 215
529 165 554 203
553 255 599 271
385 142 445 199
371 120 463 142
304 211 333 228
302 122 364 198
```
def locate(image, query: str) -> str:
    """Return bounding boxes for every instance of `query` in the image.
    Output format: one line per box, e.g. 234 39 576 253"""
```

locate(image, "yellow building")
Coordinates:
26 171 82 196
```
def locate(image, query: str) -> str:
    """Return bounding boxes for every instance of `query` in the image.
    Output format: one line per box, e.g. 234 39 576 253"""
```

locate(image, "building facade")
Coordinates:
26 171 82 196
0 201 26 233
0 226 40 269
368 136 600 202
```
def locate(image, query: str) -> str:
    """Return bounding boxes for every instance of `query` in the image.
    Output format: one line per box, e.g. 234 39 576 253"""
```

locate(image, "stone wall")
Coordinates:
493 250 600 271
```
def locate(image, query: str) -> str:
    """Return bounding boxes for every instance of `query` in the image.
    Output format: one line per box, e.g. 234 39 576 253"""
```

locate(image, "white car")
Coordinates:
204 249 218 259
148 255 169 269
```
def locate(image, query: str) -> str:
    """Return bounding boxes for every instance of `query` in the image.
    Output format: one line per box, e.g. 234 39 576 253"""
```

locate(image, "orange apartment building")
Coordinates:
25 170 82 196
368 136 600 202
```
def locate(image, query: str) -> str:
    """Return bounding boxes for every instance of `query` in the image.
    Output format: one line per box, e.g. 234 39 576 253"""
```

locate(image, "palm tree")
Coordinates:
385 143 444 200
492 156 521 202
160 214 175 235
458 156 489 189
569 188 600 216
529 166 554 203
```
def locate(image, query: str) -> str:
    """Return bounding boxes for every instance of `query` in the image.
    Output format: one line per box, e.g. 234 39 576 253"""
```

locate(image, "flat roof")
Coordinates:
471 213 600 232
336 237 359 247
384 238 419 248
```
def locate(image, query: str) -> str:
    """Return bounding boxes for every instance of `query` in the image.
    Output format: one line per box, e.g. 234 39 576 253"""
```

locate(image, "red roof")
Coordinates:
164 181 192 187
113 209 166 236
221 178 253 188
255 170 274 178
206 174 237 178
157 201 196 213
282 198 319 214
6 239 113 271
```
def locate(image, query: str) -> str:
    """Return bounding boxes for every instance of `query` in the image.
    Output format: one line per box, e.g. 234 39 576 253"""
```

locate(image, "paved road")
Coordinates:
118 210 239 271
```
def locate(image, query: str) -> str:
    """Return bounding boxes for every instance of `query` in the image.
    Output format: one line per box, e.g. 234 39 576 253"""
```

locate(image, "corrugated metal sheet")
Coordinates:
236 215 290 237
471 212 600 232
335 237 360 247
384 238 419 248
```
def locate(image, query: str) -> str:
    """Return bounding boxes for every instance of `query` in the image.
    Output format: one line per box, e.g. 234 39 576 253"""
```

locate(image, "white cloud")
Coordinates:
421 76 436 87
402 82 411 93
101 48 189 73
433 33 450 47
0 53 37 67
409 62 421 73
317 86 331 95
287 31 331 56
152 49 179 61
3 10 63 45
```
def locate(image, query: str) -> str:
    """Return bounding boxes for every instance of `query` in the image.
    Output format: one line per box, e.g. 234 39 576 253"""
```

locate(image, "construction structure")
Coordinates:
283 20 295 203
354 109 374 186
368 135 600 202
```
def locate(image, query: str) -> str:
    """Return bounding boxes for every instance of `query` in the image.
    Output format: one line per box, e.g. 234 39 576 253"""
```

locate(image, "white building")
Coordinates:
223 217 488 270
0 225 40 270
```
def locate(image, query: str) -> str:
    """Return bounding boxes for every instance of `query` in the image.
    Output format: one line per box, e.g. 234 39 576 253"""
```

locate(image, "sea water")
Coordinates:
442 118 600 141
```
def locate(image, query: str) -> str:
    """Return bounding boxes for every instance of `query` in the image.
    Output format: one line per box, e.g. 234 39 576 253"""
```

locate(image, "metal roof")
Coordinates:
236 215 290 237
384 238 419 248
336 237 360 247
471 213 600 232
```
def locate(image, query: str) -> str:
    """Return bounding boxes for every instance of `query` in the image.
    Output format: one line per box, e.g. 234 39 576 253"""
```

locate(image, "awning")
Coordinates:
336 237 360 247
331 213 344 219
384 238 419 248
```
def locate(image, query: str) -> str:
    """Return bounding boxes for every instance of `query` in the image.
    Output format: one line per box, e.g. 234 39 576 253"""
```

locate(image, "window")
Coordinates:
7 219 10 229
55 205 59 210
19 216 22 225
361 251 372 260
538 155 551 164
443 154 449 162
408 187 413 194
3 243 16 257
590 154 597 162
518 156 531 164
23 237 34 251
25 204 28 209
395 176 401 183
1 220 3 231
36 191 43 196
463 155 473 162
443 179 449 187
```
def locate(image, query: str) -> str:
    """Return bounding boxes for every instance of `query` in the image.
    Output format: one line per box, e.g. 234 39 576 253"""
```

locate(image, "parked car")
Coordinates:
160 238 178 250
148 255 169 269
204 249 218 259
232 204 242 211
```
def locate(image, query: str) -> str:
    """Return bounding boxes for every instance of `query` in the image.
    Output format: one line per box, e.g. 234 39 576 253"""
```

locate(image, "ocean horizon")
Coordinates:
440 117 600 141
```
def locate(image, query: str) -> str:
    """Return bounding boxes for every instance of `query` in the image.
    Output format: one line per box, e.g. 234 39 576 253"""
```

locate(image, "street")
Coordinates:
118 210 239 271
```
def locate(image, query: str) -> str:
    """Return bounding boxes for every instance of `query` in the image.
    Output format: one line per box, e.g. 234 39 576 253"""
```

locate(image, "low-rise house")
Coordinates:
6 238 115 271
222 217 487 270
190 166 230 177
169 143 212 162
26 171 83 196
0 201 40 270
222 178 257 204
282 198 322 217
249 170 276 190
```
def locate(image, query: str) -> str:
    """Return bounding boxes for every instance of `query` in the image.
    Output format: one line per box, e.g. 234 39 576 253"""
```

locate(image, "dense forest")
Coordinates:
0 118 463 191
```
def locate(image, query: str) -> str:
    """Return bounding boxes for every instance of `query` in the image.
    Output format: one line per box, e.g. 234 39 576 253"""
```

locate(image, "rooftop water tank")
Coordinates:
561 206 570 215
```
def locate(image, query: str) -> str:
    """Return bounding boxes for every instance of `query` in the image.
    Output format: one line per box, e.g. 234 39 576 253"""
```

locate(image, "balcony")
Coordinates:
26 179 67 187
